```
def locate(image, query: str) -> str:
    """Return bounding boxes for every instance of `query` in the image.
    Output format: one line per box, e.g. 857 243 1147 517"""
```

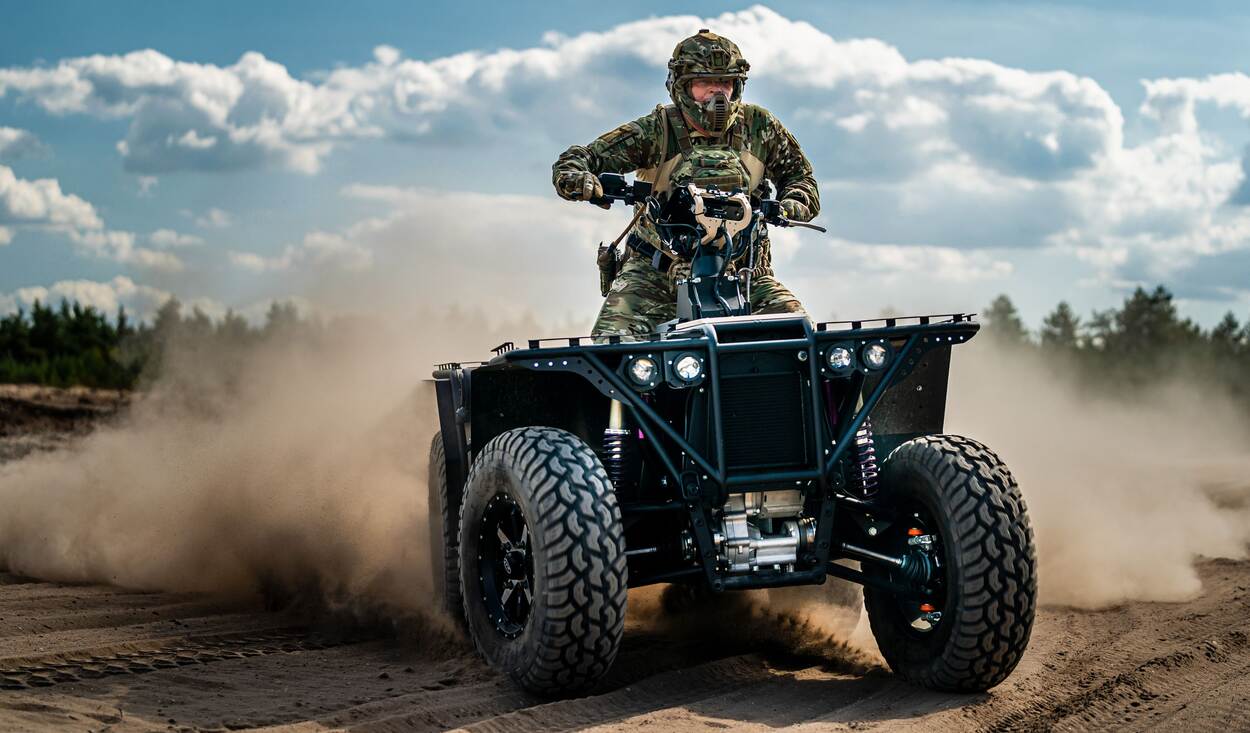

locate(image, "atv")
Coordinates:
429 174 1037 697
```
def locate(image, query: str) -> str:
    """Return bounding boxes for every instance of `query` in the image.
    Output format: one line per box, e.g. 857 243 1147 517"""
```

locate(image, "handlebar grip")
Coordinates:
590 174 652 206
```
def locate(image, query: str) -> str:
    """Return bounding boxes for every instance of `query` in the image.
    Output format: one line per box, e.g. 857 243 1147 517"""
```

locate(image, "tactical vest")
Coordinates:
632 105 768 259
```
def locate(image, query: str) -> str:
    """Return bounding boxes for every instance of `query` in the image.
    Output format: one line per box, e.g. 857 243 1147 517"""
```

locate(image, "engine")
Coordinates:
714 489 815 573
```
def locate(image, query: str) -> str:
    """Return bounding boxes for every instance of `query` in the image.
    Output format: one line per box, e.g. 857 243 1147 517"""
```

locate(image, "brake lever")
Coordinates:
758 198 827 233
784 220 827 233
762 215 828 234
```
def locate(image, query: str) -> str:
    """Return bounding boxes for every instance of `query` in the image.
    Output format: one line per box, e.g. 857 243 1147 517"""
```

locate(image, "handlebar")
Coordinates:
589 173 653 207
591 173 827 233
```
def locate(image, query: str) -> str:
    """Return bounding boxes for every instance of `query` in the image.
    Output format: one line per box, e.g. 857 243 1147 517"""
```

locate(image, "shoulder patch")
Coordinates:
598 122 638 148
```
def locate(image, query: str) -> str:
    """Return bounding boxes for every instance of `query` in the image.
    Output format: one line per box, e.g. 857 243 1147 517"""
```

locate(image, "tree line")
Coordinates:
981 285 1250 407
2 285 1248 396
0 298 310 389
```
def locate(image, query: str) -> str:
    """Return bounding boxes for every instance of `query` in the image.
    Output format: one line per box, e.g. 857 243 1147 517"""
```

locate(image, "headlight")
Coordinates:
674 354 702 382
827 346 853 370
628 356 657 385
862 342 889 370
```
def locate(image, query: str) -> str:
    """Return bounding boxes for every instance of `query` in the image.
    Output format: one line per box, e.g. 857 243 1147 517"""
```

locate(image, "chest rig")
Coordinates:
633 105 766 263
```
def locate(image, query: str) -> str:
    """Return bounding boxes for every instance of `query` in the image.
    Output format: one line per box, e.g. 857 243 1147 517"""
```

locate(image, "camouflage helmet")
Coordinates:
666 29 750 136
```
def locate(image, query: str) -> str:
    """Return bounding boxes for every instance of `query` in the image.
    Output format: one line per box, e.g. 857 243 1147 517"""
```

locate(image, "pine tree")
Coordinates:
1110 286 1200 356
1211 312 1243 358
1040 301 1080 350
983 294 1029 347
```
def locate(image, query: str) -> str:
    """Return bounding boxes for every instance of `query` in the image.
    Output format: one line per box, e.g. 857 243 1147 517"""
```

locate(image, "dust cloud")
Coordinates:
0 309 1247 631
948 341 1250 608
627 583 883 672
0 315 527 624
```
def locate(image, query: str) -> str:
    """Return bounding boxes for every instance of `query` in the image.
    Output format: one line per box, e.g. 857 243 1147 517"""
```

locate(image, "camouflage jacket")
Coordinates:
553 103 819 270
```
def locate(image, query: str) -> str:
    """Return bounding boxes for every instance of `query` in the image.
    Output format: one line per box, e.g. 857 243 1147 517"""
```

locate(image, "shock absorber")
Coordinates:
602 400 632 489
851 417 879 497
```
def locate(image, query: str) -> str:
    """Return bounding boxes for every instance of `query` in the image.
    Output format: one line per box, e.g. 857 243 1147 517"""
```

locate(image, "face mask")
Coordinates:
701 91 732 133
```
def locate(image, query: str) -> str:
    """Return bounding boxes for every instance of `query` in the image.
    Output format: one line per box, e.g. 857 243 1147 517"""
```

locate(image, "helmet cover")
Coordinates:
666 29 750 136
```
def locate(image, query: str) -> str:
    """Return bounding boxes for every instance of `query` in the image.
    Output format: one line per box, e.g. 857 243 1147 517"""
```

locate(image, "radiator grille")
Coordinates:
720 372 810 470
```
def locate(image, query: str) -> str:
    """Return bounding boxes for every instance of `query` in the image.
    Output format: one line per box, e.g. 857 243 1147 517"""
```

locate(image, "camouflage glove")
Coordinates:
780 199 811 222
555 171 607 207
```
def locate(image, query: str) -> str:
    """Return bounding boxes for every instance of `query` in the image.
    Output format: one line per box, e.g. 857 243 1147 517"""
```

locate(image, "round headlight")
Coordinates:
863 342 889 370
674 354 702 381
629 356 657 385
827 346 853 370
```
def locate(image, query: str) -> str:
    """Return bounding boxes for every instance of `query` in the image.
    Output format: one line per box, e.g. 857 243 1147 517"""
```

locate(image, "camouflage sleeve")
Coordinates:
753 107 820 222
552 111 663 186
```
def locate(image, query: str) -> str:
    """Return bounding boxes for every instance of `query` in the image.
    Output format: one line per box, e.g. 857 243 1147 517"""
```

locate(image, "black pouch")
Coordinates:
596 242 620 297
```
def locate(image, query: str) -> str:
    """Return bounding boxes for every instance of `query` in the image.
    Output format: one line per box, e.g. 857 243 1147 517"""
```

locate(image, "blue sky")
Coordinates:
2 2 1250 328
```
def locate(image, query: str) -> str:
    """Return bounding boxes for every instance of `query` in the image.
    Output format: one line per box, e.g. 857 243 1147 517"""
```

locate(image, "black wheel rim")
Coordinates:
477 492 534 638
889 501 948 636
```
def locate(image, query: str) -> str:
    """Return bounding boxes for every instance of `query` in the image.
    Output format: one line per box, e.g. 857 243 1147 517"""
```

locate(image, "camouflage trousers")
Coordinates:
592 254 806 337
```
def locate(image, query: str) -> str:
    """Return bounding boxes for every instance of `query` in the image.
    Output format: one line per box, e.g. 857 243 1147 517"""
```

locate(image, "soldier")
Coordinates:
552 29 820 337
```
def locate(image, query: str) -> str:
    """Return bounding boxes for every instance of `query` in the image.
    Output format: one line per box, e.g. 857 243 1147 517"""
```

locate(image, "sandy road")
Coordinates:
0 558 1247 732
3 386 1249 731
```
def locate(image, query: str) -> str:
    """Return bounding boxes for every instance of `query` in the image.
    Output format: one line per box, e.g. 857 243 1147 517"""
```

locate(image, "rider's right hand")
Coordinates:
555 171 609 208
780 199 811 222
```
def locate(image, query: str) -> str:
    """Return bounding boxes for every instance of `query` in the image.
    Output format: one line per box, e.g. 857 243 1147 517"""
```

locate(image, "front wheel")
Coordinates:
864 434 1037 692
459 427 628 697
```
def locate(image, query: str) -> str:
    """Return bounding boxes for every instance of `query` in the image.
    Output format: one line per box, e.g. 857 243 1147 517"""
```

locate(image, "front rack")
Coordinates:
434 360 489 372
484 313 976 354
816 313 976 332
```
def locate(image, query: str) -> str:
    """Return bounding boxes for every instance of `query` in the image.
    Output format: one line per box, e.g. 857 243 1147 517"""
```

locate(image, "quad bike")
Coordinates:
429 174 1037 697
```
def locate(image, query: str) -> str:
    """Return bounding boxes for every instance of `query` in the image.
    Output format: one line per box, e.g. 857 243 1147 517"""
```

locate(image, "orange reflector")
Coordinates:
907 527 923 536
919 603 935 613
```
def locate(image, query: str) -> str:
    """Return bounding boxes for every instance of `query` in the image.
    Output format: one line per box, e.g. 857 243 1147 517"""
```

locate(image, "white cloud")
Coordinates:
372 45 401 67
0 5 1185 293
782 231 1014 284
229 229 372 273
1139 73 1250 135
149 228 203 248
0 49 347 174
228 250 277 272
223 183 614 318
0 127 44 159
5 6 1250 310
227 182 1018 324
0 164 181 269
0 276 302 325
136 175 159 196
0 276 175 320
68 228 184 272
299 230 372 270
193 207 232 229
0 6 1121 182
0 164 101 230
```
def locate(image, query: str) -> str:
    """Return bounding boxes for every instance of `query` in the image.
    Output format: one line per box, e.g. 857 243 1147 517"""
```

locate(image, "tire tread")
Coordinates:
865 434 1037 692
461 426 627 696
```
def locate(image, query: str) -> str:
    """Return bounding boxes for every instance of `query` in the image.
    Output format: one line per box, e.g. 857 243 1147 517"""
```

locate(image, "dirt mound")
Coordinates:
0 385 128 462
